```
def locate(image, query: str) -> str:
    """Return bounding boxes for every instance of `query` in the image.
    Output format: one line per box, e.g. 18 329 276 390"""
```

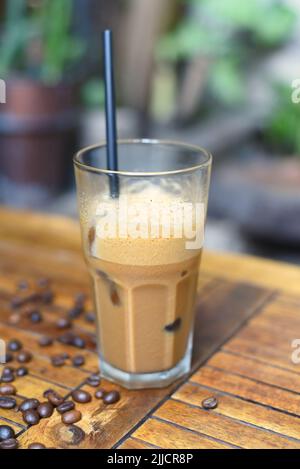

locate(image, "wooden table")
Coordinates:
0 208 300 449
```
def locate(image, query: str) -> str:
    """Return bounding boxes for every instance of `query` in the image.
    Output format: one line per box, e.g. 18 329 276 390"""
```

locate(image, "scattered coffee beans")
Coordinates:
85 312 95 323
56 318 71 330
62 410 82 425
71 390 91 404
8 339 22 352
86 374 101 387
37 402 54 419
51 355 65 367
28 443 46 449
201 396 218 410
72 355 85 367
94 389 105 400
23 410 40 426
17 350 32 363
0 397 16 409
0 384 16 395
38 336 53 347
46 390 64 407
16 367 28 377
0 425 15 442
103 391 120 405
56 401 75 414
19 399 40 412
0 438 18 449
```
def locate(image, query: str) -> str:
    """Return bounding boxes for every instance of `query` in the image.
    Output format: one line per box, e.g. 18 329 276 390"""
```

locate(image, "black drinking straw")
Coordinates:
102 29 119 198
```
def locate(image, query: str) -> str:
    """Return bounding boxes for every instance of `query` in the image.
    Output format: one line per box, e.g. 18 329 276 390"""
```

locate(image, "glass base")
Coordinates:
99 335 193 390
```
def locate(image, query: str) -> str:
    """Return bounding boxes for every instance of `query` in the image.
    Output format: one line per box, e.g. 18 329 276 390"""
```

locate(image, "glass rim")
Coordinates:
74 138 212 177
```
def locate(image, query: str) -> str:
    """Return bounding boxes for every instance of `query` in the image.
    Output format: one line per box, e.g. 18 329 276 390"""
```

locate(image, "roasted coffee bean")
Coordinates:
38 336 53 347
37 277 50 288
0 397 16 409
164 318 182 332
57 332 75 345
72 336 86 349
23 410 40 426
51 355 65 367
94 389 105 400
62 410 82 425
86 374 101 387
1 371 15 383
46 390 64 407
16 367 28 377
0 384 16 395
17 350 32 363
5 352 13 363
11 293 40 309
2 367 14 376
28 443 46 449
202 396 218 410
71 390 92 404
18 280 29 290
29 310 43 323
61 352 70 360
72 355 85 367
19 398 40 412
56 318 71 330
8 339 22 352
85 312 95 323
37 402 54 419
41 290 54 304
56 401 75 414
0 425 15 441
0 438 18 449
68 305 84 320
103 391 120 405
10 296 23 309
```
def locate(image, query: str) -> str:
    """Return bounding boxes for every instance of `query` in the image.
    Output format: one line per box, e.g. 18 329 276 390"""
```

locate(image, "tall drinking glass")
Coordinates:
74 140 212 389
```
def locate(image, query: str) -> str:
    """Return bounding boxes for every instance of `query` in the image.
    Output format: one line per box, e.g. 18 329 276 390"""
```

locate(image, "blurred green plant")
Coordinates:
0 0 85 84
158 0 296 107
81 79 105 108
264 84 300 155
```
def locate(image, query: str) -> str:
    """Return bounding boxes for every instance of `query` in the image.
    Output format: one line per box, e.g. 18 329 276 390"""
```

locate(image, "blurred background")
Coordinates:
0 0 300 263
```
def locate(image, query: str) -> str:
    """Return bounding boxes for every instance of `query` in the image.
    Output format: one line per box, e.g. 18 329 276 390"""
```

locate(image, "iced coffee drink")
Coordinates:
74 140 211 388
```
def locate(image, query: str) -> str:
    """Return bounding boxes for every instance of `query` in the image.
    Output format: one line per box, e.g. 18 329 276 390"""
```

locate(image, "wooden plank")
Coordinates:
131 417 232 449
174 382 300 441
207 351 300 393
154 399 299 449
191 366 300 415
118 437 158 450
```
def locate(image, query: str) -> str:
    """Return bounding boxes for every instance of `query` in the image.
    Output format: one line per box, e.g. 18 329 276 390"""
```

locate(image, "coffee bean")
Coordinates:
68 305 84 320
38 336 53 347
94 389 105 399
56 401 75 414
29 310 42 323
61 352 70 360
57 332 75 345
164 318 182 332
11 293 40 309
0 384 16 395
86 375 101 387
37 278 50 288
72 336 86 349
103 391 120 405
85 312 95 323
72 355 85 367
46 390 64 407
51 355 65 367
28 442 46 449
0 397 16 409
71 390 91 404
1 372 15 383
0 438 18 449
5 353 13 363
23 409 40 426
41 290 54 304
0 425 15 441
8 339 22 352
56 318 71 330
202 396 218 410
62 410 82 425
19 399 40 412
17 350 32 363
16 367 28 377
2 367 14 376
37 402 54 419
10 296 23 309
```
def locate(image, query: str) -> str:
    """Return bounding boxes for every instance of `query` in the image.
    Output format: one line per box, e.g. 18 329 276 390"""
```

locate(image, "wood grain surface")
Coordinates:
0 207 299 449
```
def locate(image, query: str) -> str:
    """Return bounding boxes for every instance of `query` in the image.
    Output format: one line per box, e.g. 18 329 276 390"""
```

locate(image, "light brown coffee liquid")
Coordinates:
87 251 201 374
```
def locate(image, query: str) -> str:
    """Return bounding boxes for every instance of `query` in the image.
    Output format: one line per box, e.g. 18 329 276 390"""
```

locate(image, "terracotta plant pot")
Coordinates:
0 78 80 207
